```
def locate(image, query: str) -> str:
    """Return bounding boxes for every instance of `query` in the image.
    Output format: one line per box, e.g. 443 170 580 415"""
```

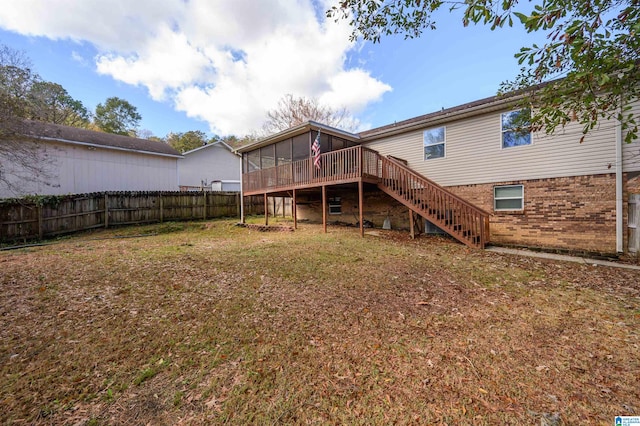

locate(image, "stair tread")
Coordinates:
377 162 488 248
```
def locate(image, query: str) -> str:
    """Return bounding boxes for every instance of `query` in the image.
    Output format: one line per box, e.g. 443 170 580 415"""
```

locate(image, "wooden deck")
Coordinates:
241 145 490 248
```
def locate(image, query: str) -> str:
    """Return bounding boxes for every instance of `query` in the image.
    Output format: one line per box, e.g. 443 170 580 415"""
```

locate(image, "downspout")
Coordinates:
616 105 624 253
239 154 245 223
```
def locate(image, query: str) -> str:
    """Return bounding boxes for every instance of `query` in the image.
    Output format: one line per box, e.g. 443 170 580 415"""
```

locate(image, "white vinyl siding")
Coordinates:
494 185 524 210
363 108 621 187
179 144 240 188
0 139 179 198
622 101 640 173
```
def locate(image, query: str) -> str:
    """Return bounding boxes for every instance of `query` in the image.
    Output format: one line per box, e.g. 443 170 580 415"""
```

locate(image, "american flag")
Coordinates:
312 131 321 170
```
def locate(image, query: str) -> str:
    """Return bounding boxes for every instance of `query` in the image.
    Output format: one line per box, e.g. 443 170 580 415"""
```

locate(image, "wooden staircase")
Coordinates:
377 155 490 248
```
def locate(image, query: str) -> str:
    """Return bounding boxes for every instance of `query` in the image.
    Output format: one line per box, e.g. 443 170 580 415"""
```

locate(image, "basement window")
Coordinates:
494 185 524 211
328 197 342 215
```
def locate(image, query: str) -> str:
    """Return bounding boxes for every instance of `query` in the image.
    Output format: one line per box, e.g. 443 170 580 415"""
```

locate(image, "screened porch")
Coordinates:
241 130 379 195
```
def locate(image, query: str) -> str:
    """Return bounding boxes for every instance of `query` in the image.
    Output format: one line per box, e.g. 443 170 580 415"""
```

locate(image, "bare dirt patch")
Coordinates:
1 220 639 425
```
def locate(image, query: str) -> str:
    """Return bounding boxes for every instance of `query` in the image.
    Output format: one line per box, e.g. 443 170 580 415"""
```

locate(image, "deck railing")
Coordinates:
243 145 379 194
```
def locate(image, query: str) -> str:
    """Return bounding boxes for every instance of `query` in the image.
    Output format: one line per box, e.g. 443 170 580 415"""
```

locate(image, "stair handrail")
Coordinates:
382 155 492 217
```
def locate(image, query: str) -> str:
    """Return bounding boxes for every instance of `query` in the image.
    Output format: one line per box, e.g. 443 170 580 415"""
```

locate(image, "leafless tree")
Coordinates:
0 132 57 198
0 45 55 198
262 94 359 135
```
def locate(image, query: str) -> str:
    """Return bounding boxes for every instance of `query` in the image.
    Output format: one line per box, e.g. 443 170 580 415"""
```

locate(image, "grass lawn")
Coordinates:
1 219 639 425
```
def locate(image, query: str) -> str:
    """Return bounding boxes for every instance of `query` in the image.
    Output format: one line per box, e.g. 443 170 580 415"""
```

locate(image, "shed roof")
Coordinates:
236 121 360 153
9 120 182 158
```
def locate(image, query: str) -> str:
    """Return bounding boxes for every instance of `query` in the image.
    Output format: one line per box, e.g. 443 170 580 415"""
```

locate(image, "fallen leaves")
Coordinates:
0 220 639 425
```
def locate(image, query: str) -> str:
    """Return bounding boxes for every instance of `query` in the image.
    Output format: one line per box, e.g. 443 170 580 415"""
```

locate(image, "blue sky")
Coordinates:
0 0 546 139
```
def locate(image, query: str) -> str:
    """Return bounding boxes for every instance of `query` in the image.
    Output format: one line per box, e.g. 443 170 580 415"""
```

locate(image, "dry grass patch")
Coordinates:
1 219 639 425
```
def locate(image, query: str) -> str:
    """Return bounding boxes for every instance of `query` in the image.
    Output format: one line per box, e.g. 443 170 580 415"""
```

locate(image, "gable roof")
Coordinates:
9 120 182 158
182 140 239 156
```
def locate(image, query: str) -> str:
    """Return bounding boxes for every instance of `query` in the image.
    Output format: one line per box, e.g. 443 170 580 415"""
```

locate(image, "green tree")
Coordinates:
94 97 142 136
166 130 209 153
28 81 90 127
329 0 640 142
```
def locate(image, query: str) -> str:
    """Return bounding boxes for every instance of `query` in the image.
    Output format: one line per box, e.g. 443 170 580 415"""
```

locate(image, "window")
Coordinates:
332 137 345 151
260 145 275 169
501 109 531 148
424 127 445 160
275 140 291 165
328 197 342 215
292 134 309 161
494 185 524 211
247 150 260 172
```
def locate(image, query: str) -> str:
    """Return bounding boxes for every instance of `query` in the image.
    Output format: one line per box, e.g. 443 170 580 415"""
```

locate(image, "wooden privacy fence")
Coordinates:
0 191 265 243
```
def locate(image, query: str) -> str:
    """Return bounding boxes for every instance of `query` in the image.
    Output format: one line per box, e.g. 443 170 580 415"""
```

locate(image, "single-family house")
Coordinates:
0 120 182 198
178 141 241 191
238 92 640 256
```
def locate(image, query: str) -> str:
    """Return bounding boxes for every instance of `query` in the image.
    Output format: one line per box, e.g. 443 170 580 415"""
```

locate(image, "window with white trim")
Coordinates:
423 126 445 160
329 197 342 215
501 109 531 148
494 185 524 211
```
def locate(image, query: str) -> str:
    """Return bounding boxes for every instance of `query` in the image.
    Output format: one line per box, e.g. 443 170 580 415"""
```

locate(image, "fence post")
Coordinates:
104 193 109 228
159 194 164 223
203 191 207 220
38 204 44 240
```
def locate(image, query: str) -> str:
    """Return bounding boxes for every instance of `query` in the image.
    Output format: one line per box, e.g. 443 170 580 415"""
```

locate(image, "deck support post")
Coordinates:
322 185 327 233
264 194 268 225
292 190 298 229
358 180 364 238
409 209 415 239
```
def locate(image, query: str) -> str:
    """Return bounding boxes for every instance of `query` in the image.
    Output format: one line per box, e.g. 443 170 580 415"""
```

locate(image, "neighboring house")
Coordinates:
178 141 241 191
238 94 640 256
0 120 182 198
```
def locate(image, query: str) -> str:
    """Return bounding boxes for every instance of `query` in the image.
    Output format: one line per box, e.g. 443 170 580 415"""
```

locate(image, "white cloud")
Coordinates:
0 0 392 135
0 0 183 52
95 25 213 101
70 51 88 67
320 69 392 112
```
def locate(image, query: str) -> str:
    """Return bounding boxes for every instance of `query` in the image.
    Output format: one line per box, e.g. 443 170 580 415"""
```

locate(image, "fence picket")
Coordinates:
0 191 264 243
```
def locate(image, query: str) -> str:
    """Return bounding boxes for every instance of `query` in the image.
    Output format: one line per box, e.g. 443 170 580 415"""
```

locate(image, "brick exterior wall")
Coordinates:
627 172 640 194
293 173 638 255
448 174 618 254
